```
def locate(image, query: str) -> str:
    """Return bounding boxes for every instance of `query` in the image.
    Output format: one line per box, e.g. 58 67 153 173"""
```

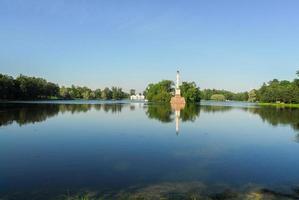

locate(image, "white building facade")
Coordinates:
130 94 145 101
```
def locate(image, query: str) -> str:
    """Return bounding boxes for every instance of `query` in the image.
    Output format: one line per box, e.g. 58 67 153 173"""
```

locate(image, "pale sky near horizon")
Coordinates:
1 0 299 93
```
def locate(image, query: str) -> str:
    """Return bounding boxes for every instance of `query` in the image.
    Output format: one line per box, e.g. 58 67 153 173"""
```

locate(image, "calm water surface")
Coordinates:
1 101 299 199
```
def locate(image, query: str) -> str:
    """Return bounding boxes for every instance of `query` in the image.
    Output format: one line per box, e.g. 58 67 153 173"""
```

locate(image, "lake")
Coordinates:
1 100 299 200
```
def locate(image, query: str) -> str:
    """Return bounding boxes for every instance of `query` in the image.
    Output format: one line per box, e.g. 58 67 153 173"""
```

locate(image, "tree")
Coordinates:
201 89 243 101
233 92 249 101
0 74 16 99
248 89 257 102
0 73 131 101
210 94 226 101
112 87 125 100
94 89 102 99
145 80 174 103
255 71 299 104
81 87 94 99
130 89 136 96
13 74 59 99
101 87 112 100
45 82 59 98
60 86 71 99
180 82 201 103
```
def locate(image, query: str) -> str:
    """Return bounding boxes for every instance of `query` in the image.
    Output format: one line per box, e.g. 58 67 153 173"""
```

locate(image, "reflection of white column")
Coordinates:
175 109 180 134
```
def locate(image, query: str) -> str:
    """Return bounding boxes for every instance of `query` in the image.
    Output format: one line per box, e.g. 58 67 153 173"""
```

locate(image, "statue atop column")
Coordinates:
175 70 181 95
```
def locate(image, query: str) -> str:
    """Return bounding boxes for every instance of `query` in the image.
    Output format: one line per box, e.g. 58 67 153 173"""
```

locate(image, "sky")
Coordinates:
0 0 299 93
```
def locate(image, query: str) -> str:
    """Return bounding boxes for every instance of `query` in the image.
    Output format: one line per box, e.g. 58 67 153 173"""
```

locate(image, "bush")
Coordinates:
210 94 226 101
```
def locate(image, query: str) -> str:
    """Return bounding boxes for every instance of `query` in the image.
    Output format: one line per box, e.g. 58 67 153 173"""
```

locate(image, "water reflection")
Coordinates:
145 104 173 123
1 102 299 134
0 103 129 127
247 107 299 131
145 104 201 123
0 103 60 127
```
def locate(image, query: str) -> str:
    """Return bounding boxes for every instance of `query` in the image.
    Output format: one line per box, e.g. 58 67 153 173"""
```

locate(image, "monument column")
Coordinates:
171 70 186 106
175 70 181 95
176 71 180 88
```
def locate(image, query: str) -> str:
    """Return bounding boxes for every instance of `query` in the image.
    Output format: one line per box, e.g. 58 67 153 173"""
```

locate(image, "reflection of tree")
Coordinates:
200 105 233 113
146 104 173 123
101 104 123 113
129 105 135 111
180 104 200 122
146 104 201 123
248 107 299 131
0 104 60 127
59 104 92 114
247 107 299 141
0 103 126 127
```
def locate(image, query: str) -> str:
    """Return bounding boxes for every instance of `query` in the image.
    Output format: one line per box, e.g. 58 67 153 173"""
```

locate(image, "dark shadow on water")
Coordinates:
145 104 201 123
247 107 299 131
0 103 126 127
145 104 174 123
0 103 60 127
245 106 299 142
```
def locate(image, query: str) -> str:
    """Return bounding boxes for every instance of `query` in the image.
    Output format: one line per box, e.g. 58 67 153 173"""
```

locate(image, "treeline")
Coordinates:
255 71 299 104
0 73 129 100
201 71 299 104
0 74 59 100
200 89 249 101
59 86 128 100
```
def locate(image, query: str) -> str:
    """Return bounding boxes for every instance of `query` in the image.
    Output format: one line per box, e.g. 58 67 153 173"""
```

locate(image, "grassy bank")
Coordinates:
258 102 299 108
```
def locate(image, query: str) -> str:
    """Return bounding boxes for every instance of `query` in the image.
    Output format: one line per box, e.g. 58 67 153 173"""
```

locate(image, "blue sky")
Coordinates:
1 0 299 92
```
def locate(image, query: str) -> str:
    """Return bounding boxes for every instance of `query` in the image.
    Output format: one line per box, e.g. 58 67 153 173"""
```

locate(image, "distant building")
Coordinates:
130 93 145 101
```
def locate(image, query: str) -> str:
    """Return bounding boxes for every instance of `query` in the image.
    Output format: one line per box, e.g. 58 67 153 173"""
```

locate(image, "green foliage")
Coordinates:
256 74 299 103
0 73 128 100
0 74 16 99
0 74 59 100
101 87 112 100
201 89 248 101
145 80 174 103
59 86 128 100
94 89 102 99
180 82 201 103
248 89 257 102
111 86 127 100
258 102 299 108
59 86 96 100
233 92 249 101
210 94 226 101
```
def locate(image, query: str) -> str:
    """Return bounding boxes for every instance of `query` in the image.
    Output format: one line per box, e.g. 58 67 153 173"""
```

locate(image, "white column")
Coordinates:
175 70 181 95
176 70 180 89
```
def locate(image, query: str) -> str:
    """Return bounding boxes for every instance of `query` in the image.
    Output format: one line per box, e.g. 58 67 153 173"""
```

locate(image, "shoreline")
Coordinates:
258 102 299 108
